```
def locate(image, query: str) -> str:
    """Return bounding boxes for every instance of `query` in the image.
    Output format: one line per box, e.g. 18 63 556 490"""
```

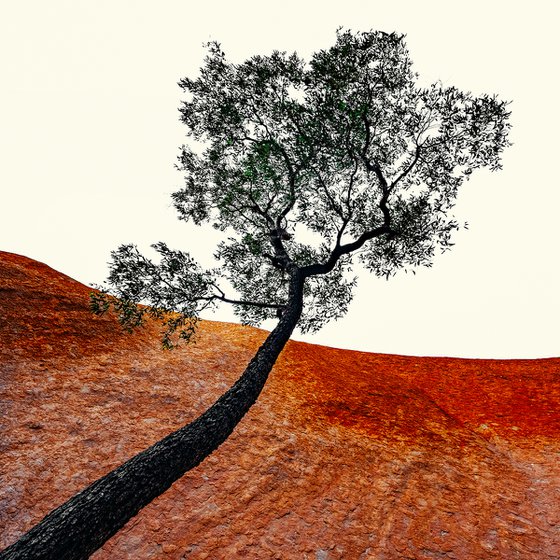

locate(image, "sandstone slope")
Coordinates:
1 251 559 559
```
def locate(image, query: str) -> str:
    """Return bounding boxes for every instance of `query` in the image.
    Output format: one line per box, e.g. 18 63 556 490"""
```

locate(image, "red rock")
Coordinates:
1 250 560 559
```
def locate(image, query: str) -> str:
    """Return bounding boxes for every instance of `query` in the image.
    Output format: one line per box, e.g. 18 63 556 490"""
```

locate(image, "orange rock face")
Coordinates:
1 250 560 559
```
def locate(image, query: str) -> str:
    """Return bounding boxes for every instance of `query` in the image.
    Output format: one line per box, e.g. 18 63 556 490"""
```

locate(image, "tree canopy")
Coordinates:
92 29 510 346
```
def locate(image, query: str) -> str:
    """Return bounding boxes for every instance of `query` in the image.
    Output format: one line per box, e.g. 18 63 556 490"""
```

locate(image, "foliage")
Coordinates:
92 29 510 344
90 243 214 348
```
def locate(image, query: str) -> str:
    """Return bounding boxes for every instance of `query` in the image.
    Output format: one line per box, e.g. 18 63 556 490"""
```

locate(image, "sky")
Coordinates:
1 1 559 359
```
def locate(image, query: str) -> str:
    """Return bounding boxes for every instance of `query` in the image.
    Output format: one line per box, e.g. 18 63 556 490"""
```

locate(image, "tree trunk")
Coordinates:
1 272 305 560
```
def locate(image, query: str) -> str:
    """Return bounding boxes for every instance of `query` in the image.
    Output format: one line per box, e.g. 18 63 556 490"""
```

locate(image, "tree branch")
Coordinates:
301 224 392 278
390 144 421 190
311 166 345 221
199 293 284 310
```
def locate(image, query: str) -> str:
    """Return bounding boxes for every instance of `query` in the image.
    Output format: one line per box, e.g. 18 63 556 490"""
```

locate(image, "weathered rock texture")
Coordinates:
1 250 559 559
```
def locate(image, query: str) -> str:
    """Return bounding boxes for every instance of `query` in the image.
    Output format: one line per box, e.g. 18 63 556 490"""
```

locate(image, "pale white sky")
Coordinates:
1 1 559 358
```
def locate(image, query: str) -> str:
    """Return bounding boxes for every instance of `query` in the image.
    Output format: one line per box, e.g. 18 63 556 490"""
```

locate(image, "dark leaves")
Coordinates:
91 243 217 348
101 29 510 344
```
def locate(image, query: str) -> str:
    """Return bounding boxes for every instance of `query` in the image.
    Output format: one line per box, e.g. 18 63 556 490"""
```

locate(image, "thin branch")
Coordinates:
242 103 301 230
195 293 284 310
246 190 275 228
226 200 270 230
335 216 350 250
390 144 421 190
209 281 225 298
359 110 390 197
342 137 360 221
277 169 299 226
310 166 345 221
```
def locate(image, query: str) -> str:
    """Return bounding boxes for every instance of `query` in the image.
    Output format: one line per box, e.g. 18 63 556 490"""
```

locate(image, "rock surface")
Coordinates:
1 250 559 559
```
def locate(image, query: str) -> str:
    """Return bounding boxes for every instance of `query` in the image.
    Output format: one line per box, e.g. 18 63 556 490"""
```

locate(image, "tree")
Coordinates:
1 29 510 559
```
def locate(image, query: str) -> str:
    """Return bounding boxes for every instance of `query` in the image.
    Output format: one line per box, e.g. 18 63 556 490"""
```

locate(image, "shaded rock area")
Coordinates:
1 250 559 559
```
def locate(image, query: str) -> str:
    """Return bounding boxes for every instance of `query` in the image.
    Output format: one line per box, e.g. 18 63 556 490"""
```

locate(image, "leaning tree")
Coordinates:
1 30 510 559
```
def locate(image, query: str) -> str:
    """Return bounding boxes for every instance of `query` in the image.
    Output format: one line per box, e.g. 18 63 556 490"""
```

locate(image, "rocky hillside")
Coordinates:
1 251 559 559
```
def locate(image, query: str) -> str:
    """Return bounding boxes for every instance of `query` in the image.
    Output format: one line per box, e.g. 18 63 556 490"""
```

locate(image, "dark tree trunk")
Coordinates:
1 272 305 560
